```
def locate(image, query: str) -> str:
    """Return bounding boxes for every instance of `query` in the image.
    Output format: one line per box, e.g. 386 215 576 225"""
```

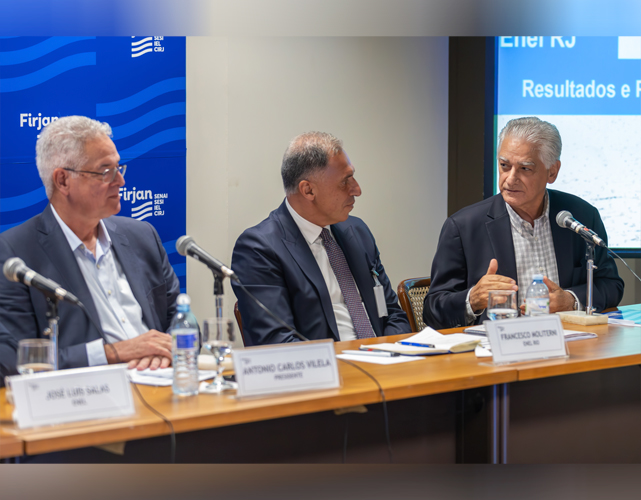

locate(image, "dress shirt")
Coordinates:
285 199 359 341
465 190 578 323
51 206 149 365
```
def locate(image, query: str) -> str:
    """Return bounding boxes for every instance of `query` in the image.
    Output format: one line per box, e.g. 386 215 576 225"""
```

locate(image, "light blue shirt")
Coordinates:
51 206 149 366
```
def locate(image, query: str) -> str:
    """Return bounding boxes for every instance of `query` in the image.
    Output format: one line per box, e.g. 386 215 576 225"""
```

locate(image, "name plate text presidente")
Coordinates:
232 339 340 398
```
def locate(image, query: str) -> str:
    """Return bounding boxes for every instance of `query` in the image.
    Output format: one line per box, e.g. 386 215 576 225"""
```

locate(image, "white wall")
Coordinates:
186 37 449 343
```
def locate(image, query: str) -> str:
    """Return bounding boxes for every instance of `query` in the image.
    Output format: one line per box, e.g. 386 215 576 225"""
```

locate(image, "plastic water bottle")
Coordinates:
525 274 550 316
170 293 199 396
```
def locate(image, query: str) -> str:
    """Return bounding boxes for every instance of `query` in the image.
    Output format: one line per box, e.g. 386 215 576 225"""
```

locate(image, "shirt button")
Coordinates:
107 290 112 295
121 318 126 323
96 264 100 269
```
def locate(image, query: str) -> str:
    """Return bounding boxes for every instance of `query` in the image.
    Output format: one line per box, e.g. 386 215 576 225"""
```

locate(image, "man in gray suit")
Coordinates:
0 116 180 375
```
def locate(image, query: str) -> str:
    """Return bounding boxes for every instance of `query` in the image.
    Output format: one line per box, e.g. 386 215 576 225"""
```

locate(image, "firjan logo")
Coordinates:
120 186 168 221
130 36 165 58
131 37 153 58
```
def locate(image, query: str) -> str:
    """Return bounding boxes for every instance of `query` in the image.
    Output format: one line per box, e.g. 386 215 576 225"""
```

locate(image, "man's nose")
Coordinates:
351 178 362 197
505 166 519 184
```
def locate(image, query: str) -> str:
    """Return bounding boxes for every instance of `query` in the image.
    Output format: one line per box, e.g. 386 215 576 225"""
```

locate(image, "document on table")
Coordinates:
128 368 217 386
336 353 423 365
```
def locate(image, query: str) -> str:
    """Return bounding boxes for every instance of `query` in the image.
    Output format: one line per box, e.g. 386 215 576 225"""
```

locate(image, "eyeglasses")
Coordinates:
63 164 127 183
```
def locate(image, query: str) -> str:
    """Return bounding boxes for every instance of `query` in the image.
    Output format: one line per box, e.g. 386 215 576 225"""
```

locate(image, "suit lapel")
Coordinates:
332 224 382 337
548 190 574 287
277 203 340 340
485 195 518 281
37 205 102 333
105 217 156 330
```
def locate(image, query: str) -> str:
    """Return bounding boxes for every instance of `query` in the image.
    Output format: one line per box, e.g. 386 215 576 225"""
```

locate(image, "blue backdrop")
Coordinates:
0 36 186 291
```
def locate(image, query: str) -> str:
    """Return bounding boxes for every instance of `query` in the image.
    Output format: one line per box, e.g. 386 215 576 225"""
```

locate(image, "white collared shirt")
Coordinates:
51 206 149 366
285 199 358 341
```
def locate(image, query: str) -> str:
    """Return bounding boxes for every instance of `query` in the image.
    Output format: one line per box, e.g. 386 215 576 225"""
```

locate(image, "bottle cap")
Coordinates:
176 293 191 306
532 274 544 281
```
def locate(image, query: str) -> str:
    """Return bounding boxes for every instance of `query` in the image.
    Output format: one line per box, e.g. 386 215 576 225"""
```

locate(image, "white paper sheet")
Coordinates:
128 368 217 386
336 353 423 365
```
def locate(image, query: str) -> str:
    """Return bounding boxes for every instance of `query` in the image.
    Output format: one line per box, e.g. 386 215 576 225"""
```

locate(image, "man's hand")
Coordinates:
519 276 576 314
469 259 518 312
104 330 172 369
128 355 172 371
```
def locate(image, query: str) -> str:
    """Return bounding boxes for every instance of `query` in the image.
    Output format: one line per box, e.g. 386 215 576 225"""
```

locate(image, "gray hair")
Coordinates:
36 116 112 198
498 117 562 169
281 132 344 195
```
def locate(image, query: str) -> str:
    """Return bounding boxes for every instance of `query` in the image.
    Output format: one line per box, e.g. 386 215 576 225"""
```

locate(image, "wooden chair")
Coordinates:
397 277 431 332
233 301 247 346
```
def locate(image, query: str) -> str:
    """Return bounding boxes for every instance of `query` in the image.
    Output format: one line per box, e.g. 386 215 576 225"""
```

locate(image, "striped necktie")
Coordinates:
320 228 375 339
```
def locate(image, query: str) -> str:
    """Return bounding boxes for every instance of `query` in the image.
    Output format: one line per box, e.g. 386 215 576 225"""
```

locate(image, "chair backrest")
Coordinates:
233 301 247 346
397 277 431 332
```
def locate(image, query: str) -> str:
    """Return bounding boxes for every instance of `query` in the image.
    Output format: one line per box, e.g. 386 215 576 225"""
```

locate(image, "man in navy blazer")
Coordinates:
231 132 410 346
424 117 624 329
0 116 179 376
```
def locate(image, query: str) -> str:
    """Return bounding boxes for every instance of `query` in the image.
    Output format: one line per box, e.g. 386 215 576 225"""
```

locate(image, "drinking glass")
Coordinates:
487 290 518 320
201 318 235 393
16 339 55 375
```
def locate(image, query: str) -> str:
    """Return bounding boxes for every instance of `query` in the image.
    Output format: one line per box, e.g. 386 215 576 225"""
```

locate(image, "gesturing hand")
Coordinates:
469 259 518 312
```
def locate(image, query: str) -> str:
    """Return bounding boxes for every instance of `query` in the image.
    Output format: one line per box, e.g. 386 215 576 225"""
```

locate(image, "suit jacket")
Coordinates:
424 190 624 329
231 201 410 346
0 204 180 375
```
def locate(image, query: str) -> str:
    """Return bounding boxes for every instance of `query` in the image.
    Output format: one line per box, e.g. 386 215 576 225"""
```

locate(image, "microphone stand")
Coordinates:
585 241 597 315
43 297 59 370
213 272 225 340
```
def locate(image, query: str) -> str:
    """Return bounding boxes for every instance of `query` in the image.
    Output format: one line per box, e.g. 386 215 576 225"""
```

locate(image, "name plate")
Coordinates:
8 364 134 429
232 339 340 398
484 315 568 365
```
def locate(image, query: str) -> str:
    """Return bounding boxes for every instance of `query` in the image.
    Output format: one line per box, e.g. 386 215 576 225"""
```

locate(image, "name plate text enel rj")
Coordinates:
232 339 340 398
8 364 134 429
484 315 568 364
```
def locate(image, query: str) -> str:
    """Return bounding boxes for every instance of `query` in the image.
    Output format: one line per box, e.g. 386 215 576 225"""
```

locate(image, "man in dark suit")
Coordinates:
0 116 180 375
424 117 624 329
231 132 410 346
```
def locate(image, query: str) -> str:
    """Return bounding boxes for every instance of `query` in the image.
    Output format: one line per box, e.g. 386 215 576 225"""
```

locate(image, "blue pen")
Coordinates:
398 341 436 348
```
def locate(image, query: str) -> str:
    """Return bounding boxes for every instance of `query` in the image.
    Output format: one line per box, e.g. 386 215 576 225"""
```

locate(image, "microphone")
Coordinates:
3 257 81 305
556 211 606 248
176 235 238 281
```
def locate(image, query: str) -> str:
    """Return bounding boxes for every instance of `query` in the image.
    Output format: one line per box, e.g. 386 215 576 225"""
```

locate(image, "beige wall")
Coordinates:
186 37 449 342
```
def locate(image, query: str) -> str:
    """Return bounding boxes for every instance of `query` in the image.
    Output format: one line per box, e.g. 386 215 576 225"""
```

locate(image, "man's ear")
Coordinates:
52 168 72 196
298 179 315 201
547 161 561 184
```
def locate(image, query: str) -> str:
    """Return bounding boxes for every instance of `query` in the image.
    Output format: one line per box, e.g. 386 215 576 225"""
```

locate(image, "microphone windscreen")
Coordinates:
556 210 573 228
176 235 194 256
3 257 25 282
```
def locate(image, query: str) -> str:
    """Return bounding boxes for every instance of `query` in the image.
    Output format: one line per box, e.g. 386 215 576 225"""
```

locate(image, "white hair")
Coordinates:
36 116 112 198
498 117 562 169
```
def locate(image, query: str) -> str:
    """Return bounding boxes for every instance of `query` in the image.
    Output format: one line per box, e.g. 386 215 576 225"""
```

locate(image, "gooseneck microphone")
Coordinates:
176 235 239 281
3 257 81 305
175 235 309 342
556 210 606 248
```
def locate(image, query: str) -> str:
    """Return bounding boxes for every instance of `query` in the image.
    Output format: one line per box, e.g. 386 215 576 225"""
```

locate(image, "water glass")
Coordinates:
487 290 518 320
201 317 235 393
16 339 55 375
